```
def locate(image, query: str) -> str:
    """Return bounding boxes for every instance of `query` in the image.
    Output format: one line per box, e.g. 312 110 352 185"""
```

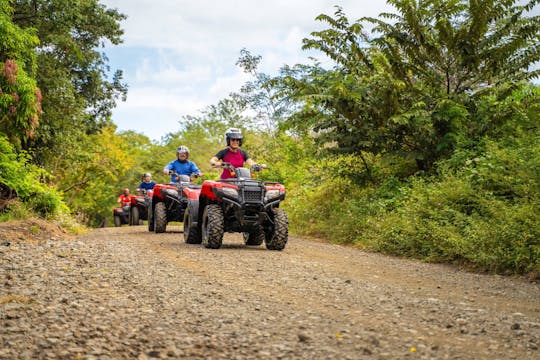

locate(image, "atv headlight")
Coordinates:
221 187 238 199
265 189 281 202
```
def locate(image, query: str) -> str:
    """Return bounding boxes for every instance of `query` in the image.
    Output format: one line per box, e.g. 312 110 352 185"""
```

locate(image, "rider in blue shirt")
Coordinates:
136 172 156 193
162 146 203 183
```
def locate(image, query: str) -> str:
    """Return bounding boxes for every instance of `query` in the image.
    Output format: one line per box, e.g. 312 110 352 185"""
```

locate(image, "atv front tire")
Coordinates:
154 202 167 233
184 206 201 244
147 205 154 232
114 215 121 227
265 208 288 251
130 207 139 226
201 204 224 249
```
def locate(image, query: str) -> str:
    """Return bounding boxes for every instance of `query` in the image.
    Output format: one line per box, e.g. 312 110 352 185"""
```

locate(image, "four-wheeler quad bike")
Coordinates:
148 172 201 233
113 201 132 227
129 190 152 226
183 163 289 250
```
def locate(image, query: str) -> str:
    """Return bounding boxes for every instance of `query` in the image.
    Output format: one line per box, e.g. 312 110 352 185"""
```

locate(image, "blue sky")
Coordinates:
100 0 394 141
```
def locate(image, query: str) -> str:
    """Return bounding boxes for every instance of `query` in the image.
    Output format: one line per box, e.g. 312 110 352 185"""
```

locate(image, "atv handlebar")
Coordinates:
212 162 268 172
167 170 201 181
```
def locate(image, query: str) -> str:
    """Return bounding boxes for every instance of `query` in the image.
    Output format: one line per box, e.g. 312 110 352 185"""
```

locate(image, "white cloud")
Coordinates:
101 0 394 140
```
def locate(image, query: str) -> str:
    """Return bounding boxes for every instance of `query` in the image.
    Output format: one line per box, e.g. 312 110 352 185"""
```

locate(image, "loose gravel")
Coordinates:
1 225 539 359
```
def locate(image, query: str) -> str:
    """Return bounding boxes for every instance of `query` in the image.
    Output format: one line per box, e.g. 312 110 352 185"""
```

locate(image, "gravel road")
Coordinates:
1 225 539 359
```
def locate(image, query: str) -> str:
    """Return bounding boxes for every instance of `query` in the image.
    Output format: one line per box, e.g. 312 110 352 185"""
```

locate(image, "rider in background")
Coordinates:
117 188 133 206
162 146 203 183
136 172 156 194
210 128 266 180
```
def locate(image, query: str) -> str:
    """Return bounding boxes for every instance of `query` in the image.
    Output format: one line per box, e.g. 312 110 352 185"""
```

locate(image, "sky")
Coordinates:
99 0 394 141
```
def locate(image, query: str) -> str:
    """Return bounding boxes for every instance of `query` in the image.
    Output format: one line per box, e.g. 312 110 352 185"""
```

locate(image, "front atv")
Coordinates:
184 163 288 250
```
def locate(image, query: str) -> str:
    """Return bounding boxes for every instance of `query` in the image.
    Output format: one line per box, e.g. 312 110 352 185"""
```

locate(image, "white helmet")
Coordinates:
176 145 189 158
225 128 243 146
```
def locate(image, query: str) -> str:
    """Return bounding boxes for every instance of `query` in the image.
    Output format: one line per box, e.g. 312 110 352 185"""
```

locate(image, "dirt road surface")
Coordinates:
1 225 539 359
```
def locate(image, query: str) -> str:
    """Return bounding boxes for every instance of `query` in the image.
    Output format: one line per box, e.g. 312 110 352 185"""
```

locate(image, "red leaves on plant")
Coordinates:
2 59 18 85
35 88 43 114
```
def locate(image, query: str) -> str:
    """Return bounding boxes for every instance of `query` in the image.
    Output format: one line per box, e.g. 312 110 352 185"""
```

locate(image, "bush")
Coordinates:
286 142 539 276
0 135 68 219
363 171 539 275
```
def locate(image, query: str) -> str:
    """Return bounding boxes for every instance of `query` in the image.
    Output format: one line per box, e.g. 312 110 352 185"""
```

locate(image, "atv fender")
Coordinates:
187 199 200 226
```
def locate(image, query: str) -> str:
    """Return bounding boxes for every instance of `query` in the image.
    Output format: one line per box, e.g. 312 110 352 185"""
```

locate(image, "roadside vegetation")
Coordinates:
0 0 538 276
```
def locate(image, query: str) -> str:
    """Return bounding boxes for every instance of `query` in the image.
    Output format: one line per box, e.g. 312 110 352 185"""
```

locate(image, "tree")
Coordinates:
234 48 295 132
366 0 540 96
52 126 134 225
283 1 540 172
280 7 402 177
0 1 41 148
12 0 127 152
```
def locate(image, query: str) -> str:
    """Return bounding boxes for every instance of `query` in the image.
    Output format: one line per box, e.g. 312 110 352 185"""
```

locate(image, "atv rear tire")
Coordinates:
154 202 167 233
243 227 265 246
130 207 139 226
265 208 288 251
147 205 154 232
201 204 224 249
114 215 121 227
183 206 201 244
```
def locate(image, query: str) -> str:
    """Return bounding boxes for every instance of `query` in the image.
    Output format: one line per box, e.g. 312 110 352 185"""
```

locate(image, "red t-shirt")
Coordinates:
215 148 249 179
117 194 132 206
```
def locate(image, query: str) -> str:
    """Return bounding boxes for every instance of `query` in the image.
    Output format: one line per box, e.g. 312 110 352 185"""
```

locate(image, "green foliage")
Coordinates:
0 2 41 148
282 1 540 172
52 126 135 226
12 0 127 153
285 81 539 275
0 135 68 219
368 0 540 92
0 59 42 147
364 175 539 275
0 1 38 73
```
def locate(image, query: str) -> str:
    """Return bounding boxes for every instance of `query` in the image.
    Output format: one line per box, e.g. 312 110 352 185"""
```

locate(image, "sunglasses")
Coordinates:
231 139 241 142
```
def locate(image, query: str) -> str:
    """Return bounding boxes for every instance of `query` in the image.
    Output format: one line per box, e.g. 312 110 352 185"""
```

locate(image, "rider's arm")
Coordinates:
211 149 228 167
245 158 255 167
191 162 203 176
163 161 173 175
210 156 221 167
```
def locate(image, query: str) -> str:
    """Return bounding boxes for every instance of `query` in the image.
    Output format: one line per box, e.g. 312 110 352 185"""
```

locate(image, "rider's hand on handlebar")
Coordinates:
252 163 268 171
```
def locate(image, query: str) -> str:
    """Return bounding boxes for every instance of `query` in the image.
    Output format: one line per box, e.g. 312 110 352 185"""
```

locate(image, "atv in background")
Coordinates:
148 172 201 233
130 190 152 226
113 193 134 227
183 163 288 250
113 205 131 227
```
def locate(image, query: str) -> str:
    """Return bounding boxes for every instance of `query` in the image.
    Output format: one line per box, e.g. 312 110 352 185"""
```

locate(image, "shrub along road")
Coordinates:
1 225 539 359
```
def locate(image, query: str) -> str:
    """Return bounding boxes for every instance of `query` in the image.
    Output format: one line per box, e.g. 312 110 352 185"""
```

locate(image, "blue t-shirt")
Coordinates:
164 160 200 183
137 181 156 191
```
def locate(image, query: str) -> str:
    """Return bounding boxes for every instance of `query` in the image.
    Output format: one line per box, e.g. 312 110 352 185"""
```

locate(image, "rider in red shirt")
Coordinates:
117 188 133 206
210 128 266 179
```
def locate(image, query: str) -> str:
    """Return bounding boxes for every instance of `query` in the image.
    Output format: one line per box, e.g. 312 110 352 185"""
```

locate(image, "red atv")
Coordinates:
183 163 288 250
130 190 152 226
113 196 133 227
148 172 201 233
